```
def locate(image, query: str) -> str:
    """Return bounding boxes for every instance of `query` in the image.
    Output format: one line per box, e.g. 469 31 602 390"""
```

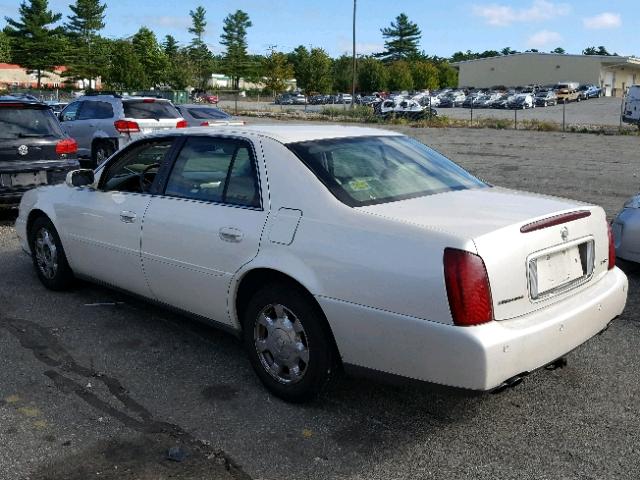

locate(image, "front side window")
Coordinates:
187 107 231 120
60 102 81 122
287 135 486 207
164 136 260 207
101 140 174 193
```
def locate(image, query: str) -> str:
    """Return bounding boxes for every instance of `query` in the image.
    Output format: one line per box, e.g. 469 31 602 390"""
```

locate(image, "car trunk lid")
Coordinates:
358 187 610 321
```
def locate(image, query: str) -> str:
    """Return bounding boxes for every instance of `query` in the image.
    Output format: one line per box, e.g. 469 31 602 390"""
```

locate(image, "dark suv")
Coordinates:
0 97 79 207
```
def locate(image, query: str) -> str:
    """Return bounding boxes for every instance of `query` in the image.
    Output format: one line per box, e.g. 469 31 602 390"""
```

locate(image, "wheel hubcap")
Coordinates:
34 227 58 279
254 304 309 384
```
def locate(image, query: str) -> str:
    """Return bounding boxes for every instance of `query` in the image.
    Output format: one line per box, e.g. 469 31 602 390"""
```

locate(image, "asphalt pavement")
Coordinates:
1 127 639 479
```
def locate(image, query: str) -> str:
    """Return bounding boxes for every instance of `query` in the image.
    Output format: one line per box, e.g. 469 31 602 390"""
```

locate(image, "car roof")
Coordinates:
152 124 403 144
0 96 50 109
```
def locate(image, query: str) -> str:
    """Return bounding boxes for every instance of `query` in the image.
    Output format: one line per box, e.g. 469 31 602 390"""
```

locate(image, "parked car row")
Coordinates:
0 94 243 208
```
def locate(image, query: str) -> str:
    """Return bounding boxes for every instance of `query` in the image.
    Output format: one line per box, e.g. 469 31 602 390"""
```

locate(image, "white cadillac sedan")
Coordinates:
16 125 628 402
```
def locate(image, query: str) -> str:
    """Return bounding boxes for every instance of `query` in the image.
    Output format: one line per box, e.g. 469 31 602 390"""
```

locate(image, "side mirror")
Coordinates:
66 169 95 188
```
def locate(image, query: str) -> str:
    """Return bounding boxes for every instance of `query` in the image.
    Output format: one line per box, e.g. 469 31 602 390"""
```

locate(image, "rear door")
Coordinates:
141 135 268 326
123 99 182 133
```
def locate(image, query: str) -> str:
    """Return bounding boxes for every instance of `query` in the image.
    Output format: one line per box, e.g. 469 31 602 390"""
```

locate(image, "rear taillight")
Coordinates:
176 120 188 128
56 138 77 155
607 224 616 270
444 248 494 327
114 120 140 133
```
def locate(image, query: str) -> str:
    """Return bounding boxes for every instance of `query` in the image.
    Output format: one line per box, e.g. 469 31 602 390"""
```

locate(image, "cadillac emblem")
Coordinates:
560 226 569 242
18 145 28 156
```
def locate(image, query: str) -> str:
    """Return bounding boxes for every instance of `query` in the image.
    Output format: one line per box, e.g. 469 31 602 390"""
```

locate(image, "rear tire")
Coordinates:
91 140 115 168
28 216 74 291
243 282 337 403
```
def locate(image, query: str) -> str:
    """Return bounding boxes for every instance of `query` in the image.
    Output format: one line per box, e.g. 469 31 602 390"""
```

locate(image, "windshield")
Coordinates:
0 107 63 139
287 136 486 207
123 100 180 119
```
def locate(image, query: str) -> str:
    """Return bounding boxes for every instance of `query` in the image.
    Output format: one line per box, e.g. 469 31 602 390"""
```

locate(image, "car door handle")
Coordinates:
120 211 137 223
219 227 243 243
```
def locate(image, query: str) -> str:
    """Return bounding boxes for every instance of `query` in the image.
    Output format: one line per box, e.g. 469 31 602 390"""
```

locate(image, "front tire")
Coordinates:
243 283 337 402
28 217 74 291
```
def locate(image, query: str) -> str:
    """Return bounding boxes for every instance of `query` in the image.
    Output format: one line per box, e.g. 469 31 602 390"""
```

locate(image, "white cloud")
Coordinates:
583 12 622 29
472 0 571 26
337 38 383 55
527 30 563 48
146 16 192 30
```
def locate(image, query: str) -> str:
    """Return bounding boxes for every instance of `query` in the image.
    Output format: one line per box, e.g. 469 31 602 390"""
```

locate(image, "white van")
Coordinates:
623 85 640 125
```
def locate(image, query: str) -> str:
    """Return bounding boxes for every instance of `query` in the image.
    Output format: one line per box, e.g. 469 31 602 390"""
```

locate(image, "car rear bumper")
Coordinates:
0 160 79 206
319 267 627 390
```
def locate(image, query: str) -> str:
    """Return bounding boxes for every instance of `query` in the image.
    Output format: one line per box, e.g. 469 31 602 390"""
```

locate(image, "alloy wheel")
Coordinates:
34 227 58 280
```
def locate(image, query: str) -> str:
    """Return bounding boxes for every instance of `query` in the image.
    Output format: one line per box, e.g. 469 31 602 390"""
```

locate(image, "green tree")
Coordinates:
583 46 614 56
103 39 144 90
357 56 387 93
0 31 11 62
332 55 353 92
4 0 66 88
162 36 193 89
262 50 294 94
552 47 566 54
63 0 107 88
378 13 421 62
220 10 252 90
411 60 439 90
188 6 214 90
501 47 518 55
287 45 310 90
131 27 167 88
386 60 413 91
305 48 333 94
437 61 458 88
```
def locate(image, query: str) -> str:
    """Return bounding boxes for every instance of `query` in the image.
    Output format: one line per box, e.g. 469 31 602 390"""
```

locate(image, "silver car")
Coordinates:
58 94 186 167
612 194 640 263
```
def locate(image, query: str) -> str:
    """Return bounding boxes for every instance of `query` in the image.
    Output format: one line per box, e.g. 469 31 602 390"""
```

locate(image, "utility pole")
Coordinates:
351 0 357 109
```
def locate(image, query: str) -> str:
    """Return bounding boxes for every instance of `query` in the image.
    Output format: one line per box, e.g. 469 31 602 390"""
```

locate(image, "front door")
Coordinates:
57 138 176 296
141 135 268 325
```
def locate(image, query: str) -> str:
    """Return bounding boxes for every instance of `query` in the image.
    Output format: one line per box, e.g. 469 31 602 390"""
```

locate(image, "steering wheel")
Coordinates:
139 163 160 193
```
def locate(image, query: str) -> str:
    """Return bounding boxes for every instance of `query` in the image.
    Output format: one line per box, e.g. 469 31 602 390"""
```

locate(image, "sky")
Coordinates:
0 0 637 58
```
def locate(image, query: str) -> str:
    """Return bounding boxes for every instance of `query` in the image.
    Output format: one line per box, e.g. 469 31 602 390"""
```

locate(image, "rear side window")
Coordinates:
78 101 114 120
187 107 231 120
164 136 260 207
0 107 63 139
123 100 180 119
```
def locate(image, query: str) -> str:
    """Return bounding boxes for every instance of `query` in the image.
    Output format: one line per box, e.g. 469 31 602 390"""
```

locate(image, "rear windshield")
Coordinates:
288 136 486 207
123 100 180 119
187 107 231 120
0 106 63 139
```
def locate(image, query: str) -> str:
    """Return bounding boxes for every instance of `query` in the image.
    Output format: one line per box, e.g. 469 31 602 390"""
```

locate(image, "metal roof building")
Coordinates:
451 53 640 97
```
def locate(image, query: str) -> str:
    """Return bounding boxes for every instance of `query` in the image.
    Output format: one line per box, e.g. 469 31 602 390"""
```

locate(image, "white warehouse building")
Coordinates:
451 53 640 97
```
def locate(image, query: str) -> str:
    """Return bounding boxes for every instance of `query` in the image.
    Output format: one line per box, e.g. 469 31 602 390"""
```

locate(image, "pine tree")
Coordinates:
131 26 168 88
163 35 179 56
4 0 66 88
188 6 214 90
0 32 11 62
220 10 252 90
64 0 107 88
378 13 421 62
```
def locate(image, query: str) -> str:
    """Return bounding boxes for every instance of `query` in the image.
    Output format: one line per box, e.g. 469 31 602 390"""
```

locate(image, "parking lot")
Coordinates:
1 126 639 480
220 96 627 127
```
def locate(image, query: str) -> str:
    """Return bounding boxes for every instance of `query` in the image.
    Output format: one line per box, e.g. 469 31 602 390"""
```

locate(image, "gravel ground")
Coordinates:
0 127 639 480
